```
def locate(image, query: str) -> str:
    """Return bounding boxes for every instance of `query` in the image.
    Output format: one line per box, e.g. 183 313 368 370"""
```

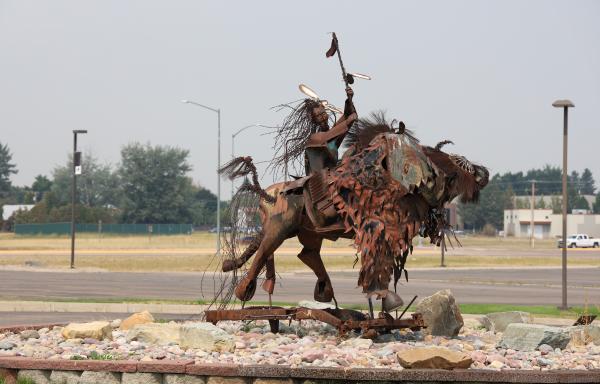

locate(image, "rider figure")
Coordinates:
304 86 357 174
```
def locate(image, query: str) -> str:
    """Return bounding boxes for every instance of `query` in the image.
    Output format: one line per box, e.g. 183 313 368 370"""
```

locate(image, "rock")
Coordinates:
78 371 121 384
120 311 155 331
0 341 16 350
298 300 336 309
20 329 40 340
301 350 324 362
164 374 207 384
566 325 600 346
397 346 473 369
488 360 504 369
61 321 112 341
537 357 553 367
122 372 162 384
180 322 235 352
538 344 554 355
254 379 294 384
414 289 463 337
49 370 81 384
110 319 122 328
18 369 51 384
499 324 571 352
206 377 247 384
479 311 532 333
338 338 373 349
127 322 234 352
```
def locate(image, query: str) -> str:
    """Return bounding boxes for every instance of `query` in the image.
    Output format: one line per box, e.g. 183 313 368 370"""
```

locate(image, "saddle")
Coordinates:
282 170 345 234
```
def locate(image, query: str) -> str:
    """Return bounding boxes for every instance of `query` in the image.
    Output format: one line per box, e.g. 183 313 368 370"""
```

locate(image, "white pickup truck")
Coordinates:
557 234 600 248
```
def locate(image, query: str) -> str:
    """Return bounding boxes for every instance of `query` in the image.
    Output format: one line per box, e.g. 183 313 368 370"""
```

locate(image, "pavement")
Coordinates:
1 266 599 325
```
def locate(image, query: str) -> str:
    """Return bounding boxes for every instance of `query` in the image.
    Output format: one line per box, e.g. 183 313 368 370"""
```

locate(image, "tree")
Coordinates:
0 142 17 197
119 143 193 223
31 175 52 202
51 153 121 208
580 168 596 195
459 177 514 230
594 193 600 214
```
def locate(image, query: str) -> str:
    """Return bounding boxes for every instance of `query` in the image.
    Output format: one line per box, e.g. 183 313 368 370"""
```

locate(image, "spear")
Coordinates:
326 32 349 87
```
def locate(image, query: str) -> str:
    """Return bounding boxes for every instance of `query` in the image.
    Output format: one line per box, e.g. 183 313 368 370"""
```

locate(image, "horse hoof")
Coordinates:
314 279 334 302
235 277 257 302
262 278 275 295
382 291 404 312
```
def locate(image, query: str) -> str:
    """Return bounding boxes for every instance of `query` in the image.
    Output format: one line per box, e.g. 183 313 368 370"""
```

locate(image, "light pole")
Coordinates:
182 99 221 256
231 124 277 198
70 129 87 269
552 99 574 310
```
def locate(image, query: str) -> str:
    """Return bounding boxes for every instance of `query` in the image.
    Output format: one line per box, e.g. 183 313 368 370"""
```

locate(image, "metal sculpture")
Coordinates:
213 34 489 319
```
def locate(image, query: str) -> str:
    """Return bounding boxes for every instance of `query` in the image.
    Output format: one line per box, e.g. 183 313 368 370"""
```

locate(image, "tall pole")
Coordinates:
553 99 574 310
231 133 235 198
561 106 568 309
530 180 535 248
70 133 77 269
217 109 221 256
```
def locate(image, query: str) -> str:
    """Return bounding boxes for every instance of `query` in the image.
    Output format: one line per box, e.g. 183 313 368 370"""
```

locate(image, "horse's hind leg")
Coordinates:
297 229 334 303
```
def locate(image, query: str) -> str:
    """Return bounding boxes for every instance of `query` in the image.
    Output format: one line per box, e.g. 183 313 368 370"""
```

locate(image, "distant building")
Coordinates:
503 208 600 239
1 204 35 221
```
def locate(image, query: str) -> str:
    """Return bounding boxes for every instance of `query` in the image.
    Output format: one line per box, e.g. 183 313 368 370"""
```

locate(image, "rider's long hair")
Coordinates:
269 99 333 178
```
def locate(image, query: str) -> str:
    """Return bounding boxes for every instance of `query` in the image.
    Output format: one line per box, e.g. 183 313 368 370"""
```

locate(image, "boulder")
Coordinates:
479 311 532 333
120 311 155 331
565 324 600 346
127 322 234 352
498 323 571 351
414 289 463 337
396 346 473 369
298 300 336 310
61 321 112 340
180 322 235 352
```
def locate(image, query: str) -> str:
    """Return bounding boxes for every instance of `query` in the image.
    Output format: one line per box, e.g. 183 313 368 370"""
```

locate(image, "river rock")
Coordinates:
298 300 336 309
414 289 463 337
0 341 16 350
61 321 112 341
565 325 600 346
20 329 40 340
479 311 532 333
397 346 473 369
120 311 155 331
127 323 180 345
499 324 571 351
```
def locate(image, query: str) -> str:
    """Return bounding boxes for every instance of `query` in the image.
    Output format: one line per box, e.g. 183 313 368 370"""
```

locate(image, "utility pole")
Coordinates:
530 180 535 248
70 130 87 269
553 99 574 310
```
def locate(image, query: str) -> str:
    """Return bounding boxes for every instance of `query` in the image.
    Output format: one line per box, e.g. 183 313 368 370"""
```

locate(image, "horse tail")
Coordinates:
219 157 276 204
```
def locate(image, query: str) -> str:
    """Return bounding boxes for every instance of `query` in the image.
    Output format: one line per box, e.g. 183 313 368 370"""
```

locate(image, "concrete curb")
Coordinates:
0 301 205 314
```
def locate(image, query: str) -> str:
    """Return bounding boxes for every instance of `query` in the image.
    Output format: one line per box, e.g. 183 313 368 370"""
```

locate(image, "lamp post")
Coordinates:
552 99 574 310
231 124 277 198
70 129 87 269
182 99 221 256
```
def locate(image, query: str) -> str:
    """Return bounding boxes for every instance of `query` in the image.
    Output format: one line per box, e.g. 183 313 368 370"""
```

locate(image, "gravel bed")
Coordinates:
1 319 600 370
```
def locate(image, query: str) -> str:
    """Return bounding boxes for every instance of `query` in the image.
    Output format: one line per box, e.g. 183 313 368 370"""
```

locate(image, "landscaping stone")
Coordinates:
396 346 473 369
122 372 162 384
206 377 247 384
414 289 463 337
479 311 532 333
0 341 16 350
127 323 181 345
164 373 207 384
49 370 81 384
566 325 600 346
61 321 112 340
180 323 235 352
254 379 294 384
20 330 40 340
17 369 51 384
499 324 571 351
120 311 155 331
298 300 336 309
78 371 121 384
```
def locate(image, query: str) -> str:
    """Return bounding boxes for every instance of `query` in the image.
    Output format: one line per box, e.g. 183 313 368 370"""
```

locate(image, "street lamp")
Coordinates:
182 99 222 256
552 99 574 310
231 124 278 198
70 129 87 269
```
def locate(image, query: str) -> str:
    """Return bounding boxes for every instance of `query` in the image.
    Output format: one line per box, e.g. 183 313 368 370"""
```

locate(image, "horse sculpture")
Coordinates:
218 112 489 316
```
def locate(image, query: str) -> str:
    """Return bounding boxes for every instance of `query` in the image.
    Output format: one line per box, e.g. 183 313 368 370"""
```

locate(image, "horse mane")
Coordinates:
422 145 483 203
343 111 418 150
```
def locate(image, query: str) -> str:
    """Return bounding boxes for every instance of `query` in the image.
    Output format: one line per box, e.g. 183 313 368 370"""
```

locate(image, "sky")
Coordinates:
1 0 599 197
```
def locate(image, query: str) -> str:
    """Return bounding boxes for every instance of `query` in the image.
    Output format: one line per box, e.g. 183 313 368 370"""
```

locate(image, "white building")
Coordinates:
1 204 35 221
504 208 600 239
